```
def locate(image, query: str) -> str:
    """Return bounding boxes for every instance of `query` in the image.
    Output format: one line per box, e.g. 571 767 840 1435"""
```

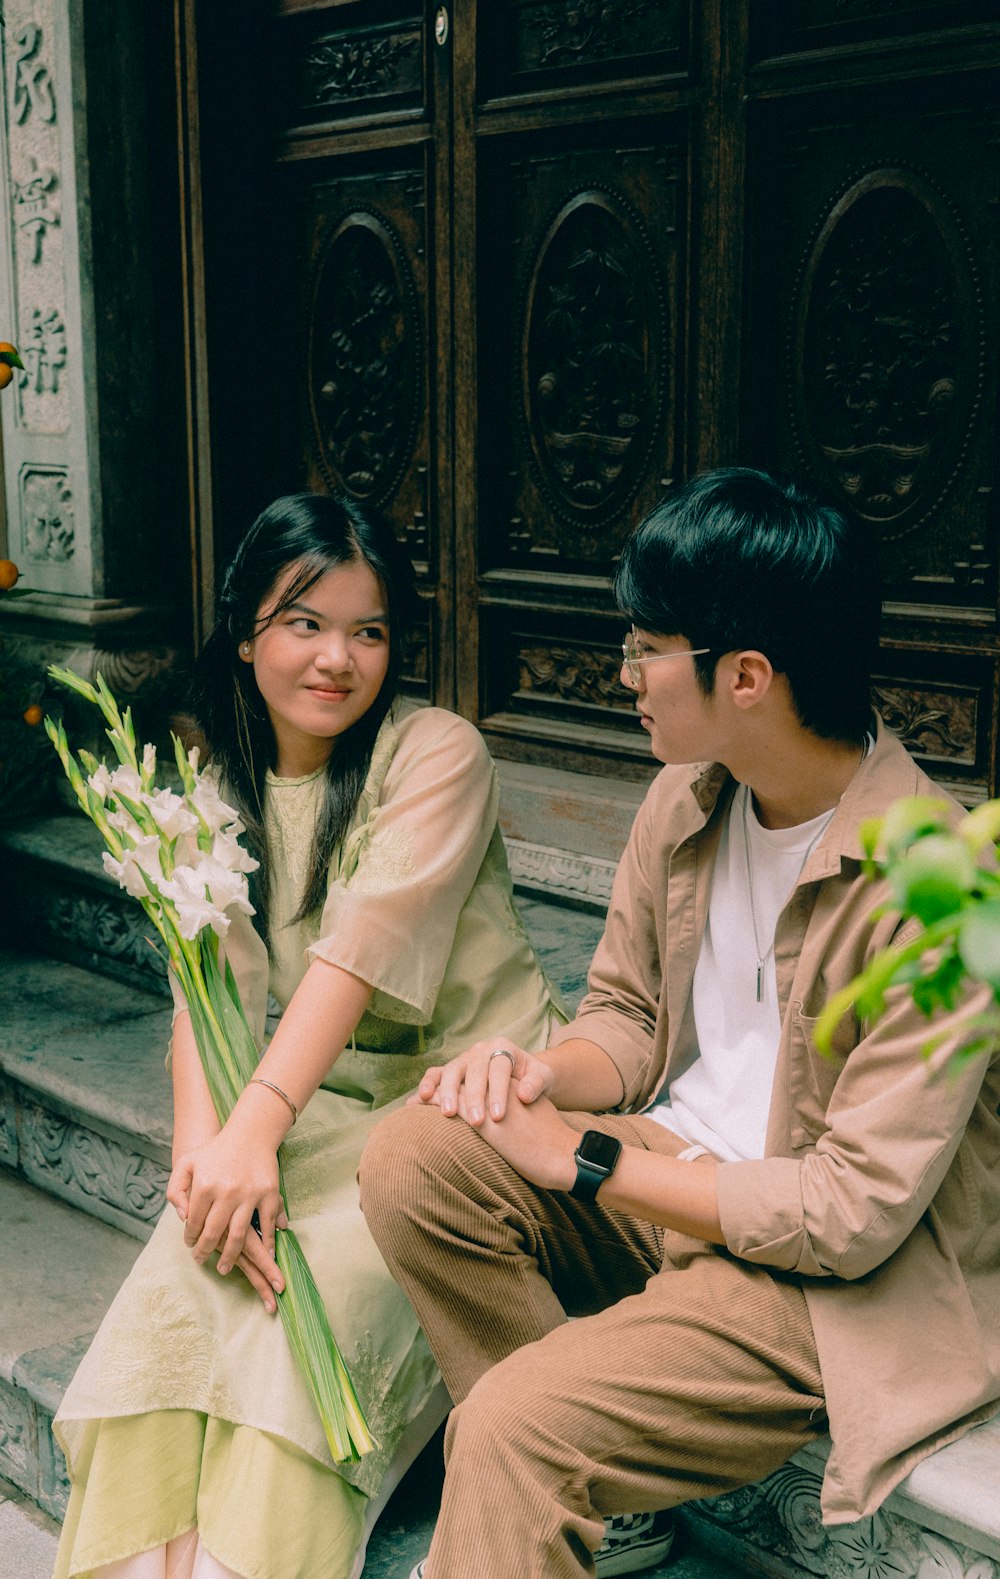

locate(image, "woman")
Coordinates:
53 493 564 1579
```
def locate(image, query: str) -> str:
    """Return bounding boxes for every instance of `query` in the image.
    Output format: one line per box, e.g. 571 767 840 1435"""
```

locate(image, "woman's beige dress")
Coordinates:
53 708 564 1579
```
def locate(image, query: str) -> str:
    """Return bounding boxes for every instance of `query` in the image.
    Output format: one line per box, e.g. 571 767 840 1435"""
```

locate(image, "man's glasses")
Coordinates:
621 628 711 688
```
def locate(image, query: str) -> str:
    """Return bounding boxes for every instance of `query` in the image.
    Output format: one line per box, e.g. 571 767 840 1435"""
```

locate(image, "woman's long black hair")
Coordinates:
190 492 416 943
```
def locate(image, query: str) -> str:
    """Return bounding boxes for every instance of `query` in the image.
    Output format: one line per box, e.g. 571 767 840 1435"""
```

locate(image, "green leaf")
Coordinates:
887 835 978 926
0 349 25 370
957 900 1000 994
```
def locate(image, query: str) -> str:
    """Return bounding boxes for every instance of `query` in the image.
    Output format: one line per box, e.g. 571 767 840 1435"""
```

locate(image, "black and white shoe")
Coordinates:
594 1511 675 1574
407 1509 674 1578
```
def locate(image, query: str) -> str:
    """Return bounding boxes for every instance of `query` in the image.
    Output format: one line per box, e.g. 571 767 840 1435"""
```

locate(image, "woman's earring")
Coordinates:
239 640 252 659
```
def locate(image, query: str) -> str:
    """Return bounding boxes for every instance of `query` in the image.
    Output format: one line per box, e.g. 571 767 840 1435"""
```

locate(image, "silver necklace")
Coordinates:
741 736 874 1001
741 787 832 1004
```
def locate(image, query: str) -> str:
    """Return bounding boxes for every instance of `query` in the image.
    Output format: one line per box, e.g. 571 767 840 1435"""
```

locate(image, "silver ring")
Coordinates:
488 1048 515 1071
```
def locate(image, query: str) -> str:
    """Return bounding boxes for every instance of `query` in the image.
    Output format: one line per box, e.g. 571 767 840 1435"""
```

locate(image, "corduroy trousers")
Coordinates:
359 1103 828 1579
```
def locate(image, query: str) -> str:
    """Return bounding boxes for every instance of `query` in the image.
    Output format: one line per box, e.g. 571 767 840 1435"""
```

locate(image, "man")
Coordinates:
359 468 1000 1579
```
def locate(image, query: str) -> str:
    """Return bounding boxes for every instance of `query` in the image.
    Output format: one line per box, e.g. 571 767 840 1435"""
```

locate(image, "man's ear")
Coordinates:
729 650 774 710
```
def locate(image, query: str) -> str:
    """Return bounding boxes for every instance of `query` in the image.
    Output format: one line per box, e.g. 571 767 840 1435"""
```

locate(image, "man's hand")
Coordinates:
167 1127 288 1276
469 1093 580 1192
411 1037 556 1125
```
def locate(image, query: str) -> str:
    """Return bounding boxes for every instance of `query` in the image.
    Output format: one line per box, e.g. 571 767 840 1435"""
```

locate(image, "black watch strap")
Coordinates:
570 1131 623 1202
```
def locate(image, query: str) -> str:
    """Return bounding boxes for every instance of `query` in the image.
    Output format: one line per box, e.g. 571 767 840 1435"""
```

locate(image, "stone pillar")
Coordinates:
0 0 184 736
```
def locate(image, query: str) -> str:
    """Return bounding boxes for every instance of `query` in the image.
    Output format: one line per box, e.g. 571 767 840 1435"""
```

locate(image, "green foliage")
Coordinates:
815 795 1000 1064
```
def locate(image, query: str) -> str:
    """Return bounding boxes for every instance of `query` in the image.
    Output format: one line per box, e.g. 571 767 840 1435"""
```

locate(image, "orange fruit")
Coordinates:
0 342 16 354
23 704 44 727
0 559 19 590
0 363 12 391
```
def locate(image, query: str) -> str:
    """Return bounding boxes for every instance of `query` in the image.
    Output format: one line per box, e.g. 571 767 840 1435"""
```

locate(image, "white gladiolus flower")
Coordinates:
212 827 259 875
192 855 255 916
142 787 200 840
187 745 200 773
161 866 231 939
102 835 165 900
106 764 142 801
142 742 157 778
190 777 243 833
88 764 114 799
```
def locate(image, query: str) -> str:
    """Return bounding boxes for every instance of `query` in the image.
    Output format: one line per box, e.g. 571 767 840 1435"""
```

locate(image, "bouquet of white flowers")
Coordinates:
45 665 373 1462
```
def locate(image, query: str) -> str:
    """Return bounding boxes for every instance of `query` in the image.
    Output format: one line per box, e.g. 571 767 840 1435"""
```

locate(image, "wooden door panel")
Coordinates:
748 83 999 618
872 650 999 804
273 3 427 131
285 154 436 699
751 2 999 64
746 72 1000 795
477 0 692 102
472 118 689 771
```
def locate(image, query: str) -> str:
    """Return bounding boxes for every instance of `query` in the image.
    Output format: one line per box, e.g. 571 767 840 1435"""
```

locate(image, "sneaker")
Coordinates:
407 1509 674 1578
595 1511 675 1574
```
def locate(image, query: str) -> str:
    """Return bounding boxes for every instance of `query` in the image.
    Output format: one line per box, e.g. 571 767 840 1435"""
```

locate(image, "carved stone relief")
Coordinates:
21 1098 167 1226
520 188 667 538
30 889 171 993
11 21 57 125
788 168 984 543
687 1456 999 1579
13 157 60 263
19 467 75 562
506 837 617 908
4 0 69 437
0 1084 18 1167
0 1377 34 1484
308 209 422 506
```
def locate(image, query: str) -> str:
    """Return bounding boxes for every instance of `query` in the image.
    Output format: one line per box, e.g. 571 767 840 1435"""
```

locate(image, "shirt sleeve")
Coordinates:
307 709 499 1023
716 963 999 1280
550 789 661 1106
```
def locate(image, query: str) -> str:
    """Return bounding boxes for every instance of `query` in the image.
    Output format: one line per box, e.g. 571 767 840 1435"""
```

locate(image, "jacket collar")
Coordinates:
676 715 929 879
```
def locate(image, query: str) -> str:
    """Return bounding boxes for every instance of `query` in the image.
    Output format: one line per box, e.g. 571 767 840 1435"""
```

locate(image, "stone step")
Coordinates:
0 815 610 1005
0 814 172 999
0 1170 142 1518
0 948 173 1238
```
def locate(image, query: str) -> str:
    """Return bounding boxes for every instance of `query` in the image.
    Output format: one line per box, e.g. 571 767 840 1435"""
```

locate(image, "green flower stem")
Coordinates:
46 665 374 1464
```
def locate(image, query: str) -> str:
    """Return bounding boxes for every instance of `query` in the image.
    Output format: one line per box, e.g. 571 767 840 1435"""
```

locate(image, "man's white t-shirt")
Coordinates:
645 784 836 1162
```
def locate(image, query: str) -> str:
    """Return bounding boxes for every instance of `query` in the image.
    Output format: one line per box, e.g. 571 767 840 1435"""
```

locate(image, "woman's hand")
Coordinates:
167 1126 288 1279
411 1037 556 1125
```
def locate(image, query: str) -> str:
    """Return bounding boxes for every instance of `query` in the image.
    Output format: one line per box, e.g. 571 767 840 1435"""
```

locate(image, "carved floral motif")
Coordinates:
20 468 75 562
790 172 981 536
522 0 668 67
0 1378 33 1481
42 891 170 990
523 191 664 527
688 1458 999 1579
22 1100 167 1225
872 683 976 764
309 212 421 504
0 1086 17 1167
305 29 419 105
518 643 634 711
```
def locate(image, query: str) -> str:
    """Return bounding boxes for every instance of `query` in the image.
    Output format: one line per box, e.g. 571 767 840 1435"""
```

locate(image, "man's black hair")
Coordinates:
614 467 881 743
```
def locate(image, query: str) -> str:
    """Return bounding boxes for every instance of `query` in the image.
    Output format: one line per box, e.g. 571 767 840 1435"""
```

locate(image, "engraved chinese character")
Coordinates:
20 308 67 395
13 161 60 264
13 24 57 125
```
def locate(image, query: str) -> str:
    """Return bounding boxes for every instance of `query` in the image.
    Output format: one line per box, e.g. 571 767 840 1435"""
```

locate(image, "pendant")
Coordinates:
756 962 763 1003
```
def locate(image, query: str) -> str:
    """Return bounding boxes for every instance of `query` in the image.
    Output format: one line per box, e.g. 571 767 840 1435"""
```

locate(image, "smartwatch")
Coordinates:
570 1129 623 1202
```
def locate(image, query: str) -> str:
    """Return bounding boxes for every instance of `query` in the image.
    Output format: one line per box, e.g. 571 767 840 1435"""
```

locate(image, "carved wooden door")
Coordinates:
191 2 1000 802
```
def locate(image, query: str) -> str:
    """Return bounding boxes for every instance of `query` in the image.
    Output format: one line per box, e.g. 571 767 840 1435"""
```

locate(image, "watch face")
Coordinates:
577 1129 621 1170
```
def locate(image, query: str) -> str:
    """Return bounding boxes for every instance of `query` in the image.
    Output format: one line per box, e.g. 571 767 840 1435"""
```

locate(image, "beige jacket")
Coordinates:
554 719 1000 1523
